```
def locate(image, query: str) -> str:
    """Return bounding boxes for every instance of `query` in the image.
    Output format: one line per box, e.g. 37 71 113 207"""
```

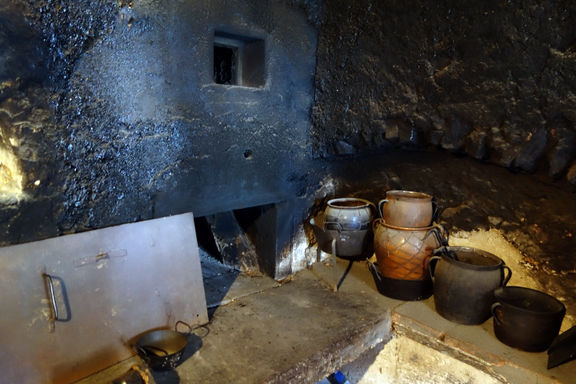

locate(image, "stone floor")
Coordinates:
77 253 575 384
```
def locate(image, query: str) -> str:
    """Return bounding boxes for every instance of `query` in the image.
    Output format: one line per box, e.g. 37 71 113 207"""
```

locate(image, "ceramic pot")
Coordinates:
378 190 435 228
324 197 374 231
429 247 512 325
373 218 446 281
322 198 375 257
492 286 565 352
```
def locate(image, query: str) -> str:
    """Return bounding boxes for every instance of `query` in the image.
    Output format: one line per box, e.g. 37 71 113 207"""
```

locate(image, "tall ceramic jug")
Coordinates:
429 246 512 325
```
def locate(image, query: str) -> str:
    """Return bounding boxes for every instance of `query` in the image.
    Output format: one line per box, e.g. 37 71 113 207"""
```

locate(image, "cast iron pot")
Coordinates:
429 246 511 325
492 286 566 352
135 321 191 371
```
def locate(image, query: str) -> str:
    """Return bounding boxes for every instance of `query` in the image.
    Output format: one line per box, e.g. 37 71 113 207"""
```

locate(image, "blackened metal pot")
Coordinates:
429 246 511 325
492 286 566 352
135 321 191 371
367 260 433 301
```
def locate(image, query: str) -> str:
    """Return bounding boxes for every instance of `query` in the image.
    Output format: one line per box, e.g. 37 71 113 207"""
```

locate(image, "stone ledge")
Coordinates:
76 258 574 384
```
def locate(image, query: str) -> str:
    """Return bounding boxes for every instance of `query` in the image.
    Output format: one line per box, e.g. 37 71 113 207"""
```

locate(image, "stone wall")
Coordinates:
313 0 576 181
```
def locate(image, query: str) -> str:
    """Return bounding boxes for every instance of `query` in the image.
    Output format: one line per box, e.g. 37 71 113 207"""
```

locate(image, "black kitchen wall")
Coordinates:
0 0 318 244
313 0 576 179
1 0 576 246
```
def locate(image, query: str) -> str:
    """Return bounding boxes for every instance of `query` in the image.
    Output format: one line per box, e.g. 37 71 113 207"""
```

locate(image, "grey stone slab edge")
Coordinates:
264 316 393 384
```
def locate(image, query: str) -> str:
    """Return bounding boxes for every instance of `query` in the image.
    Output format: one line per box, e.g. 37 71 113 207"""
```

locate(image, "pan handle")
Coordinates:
175 320 193 334
175 320 210 338
43 273 60 325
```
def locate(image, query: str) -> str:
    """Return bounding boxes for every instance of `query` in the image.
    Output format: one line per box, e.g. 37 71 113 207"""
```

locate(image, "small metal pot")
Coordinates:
492 286 565 352
135 321 191 371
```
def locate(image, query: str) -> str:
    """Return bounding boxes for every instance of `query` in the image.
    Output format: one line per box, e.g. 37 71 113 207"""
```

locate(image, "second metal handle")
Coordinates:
43 273 60 322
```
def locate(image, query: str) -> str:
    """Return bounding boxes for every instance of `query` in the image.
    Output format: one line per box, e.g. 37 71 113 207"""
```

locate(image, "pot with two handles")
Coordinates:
492 286 566 352
429 246 512 325
135 321 197 371
372 219 447 300
378 190 437 228
373 219 447 281
322 197 375 257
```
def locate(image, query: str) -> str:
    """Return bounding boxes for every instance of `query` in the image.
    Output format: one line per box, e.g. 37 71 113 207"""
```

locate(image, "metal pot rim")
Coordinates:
494 286 566 315
435 246 504 270
327 197 373 208
385 190 432 200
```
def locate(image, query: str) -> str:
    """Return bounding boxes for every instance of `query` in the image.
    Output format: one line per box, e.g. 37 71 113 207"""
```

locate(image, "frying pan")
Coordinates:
135 321 191 371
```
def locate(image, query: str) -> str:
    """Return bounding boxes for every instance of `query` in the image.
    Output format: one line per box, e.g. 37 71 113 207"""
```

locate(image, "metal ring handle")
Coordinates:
502 265 512 286
491 302 503 324
43 273 59 321
377 199 388 218
323 221 344 232
175 320 193 334
426 256 441 280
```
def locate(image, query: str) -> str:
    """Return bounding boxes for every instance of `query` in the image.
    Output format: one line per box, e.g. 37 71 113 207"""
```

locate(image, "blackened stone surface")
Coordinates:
56 0 316 228
313 0 576 181
0 2 46 89
0 0 316 244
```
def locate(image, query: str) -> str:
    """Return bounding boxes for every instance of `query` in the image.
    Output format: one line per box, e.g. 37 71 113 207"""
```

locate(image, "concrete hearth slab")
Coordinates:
76 256 574 384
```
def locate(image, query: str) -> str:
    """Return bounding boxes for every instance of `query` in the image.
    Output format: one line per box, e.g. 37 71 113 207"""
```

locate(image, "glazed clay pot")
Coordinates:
429 247 512 325
378 190 435 228
324 197 374 231
492 286 565 352
322 198 375 257
373 218 445 280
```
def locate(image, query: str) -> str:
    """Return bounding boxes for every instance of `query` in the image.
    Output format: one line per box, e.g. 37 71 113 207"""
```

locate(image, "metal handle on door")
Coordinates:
42 273 60 326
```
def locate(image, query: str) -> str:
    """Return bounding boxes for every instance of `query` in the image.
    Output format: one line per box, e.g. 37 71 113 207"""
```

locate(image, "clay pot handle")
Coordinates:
491 302 504 324
501 265 512 286
426 256 441 280
377 199 388 218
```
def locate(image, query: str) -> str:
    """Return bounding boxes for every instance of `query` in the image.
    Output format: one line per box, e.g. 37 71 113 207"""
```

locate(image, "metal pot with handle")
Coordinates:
135 321 194 371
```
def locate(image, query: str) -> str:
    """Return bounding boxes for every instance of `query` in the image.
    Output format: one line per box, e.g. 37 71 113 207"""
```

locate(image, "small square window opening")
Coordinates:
213 31 265 88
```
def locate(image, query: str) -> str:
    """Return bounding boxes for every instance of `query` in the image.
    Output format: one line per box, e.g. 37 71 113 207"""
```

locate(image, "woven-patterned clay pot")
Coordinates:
373 218 445 280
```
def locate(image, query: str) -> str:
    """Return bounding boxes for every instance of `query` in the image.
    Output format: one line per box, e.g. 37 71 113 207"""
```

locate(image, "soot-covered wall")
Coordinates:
0 0 317 244
313 0 576 181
